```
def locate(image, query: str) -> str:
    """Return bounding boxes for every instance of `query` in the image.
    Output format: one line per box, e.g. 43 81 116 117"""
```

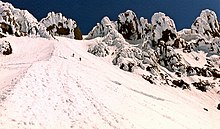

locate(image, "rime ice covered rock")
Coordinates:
0 1 39 36
88 27 127 57
88 42 110 57
117 10 142 40
40 12 82 39
87 10 151 42
86 16 116 39
0 40 12 55
191 9 220 40
151 12 177 46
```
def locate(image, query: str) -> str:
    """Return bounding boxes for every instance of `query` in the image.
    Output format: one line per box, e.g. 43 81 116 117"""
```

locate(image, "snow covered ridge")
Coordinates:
88 9 220 92
0 1 82 39
87 9 220 44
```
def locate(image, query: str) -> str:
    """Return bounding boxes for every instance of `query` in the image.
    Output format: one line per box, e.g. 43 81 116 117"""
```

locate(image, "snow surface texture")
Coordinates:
0 36 220 129
0 1 220 129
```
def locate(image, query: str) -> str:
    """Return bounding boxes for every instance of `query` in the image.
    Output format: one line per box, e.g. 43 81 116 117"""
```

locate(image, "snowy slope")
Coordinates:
0 36 220 129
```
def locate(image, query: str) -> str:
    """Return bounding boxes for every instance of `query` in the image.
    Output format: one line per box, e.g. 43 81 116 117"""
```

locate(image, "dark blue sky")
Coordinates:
4 0 220 34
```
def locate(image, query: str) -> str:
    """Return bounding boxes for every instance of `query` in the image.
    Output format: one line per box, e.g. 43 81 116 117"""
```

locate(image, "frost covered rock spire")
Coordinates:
150 12 177 46
40 12 82 40
0 1 39 36
86 16 116 39
191 9 220 40
0 1 82 39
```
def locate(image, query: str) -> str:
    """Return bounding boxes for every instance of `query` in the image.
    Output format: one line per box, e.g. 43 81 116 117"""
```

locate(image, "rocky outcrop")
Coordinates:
149 12 177 46
0 1 82 39
40 12 82 40
0 40 12 55
0 1 40 37
217 104 220 110
192 80 214 92
191 9 220 40
87 10 151 42
117 10 142 40
86 16 116 39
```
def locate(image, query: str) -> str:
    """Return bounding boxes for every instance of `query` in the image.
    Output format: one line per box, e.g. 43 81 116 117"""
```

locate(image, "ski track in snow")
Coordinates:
0 36 220 129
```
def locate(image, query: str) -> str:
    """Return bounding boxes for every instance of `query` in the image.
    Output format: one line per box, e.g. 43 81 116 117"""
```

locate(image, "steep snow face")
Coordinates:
150 12 177 46
191 9 220 40
86 16 116 39
40 12 82 40
0 1 39 36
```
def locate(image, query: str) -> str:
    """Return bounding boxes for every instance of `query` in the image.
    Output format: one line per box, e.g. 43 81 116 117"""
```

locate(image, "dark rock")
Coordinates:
117 10 142 40
172 79 190 90
160 29 176 43
192 80 214 92
74 26 83 40
203 108 208 111
0 22 13 35
142 74 154 84
217 104 220 110
0 40 12 55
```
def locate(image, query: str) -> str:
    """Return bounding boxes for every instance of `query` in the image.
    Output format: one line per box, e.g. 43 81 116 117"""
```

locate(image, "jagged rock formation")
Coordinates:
0 40 12 55
0 1 82 39
150 12 177 46
191 9 220 40
0 1 40 36
86 16 116 39
179 9 220 56
88 9 220 92
117 10 142 40
40 12 82 40
218 104 220 110
87 10 151 42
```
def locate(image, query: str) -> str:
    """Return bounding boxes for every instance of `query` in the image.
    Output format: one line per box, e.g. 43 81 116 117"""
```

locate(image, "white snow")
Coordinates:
0 36 220 129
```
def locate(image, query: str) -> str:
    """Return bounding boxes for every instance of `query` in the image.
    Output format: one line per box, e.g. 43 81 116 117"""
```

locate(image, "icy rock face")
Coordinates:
88 43 110 57
117 10 142 40
87 10 151 42
191 9 220 40
87 16 116 39
150 12 177 46
194 38 220 55
40 12 82 40
156 41 185 72
0 1 39 36
88 27 127 57
178 10 220 56
0 40 12 55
